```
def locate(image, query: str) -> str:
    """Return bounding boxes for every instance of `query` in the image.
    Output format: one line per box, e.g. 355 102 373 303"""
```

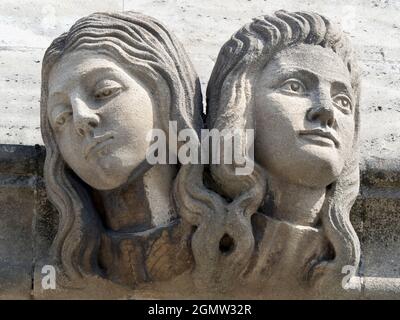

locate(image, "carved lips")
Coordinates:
298 129 340 148
84 133 114 159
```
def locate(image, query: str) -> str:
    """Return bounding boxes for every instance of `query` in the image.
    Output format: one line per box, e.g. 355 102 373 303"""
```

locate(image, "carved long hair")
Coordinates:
40 11 203 282
175 10 361 291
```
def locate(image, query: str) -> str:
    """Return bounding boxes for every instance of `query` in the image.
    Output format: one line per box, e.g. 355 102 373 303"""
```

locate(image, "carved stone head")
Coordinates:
176 10 361 298
40 11 202 290
39 10 363 299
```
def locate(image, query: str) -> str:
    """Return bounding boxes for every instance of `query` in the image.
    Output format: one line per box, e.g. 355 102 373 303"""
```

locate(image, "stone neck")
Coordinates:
95 164 176 232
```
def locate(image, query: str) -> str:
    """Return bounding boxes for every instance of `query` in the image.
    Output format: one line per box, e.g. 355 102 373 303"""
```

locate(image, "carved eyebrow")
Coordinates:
266 68 317 89
331 81 353 98
272 67 353 93
48 66 121 99
278 68 317 82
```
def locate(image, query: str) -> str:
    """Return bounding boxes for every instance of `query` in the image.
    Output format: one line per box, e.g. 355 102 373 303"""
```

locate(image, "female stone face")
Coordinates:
47 50 155 190
254 44 355 188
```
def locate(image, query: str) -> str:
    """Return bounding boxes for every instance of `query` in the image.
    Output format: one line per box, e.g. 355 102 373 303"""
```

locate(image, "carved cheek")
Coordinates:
269 95 311 131
336 113 355 151
255 93 283 121
54 125 70 153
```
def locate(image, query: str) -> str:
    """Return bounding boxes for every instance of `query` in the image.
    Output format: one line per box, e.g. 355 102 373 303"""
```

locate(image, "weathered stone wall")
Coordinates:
0 145 42 298
0 0 399 165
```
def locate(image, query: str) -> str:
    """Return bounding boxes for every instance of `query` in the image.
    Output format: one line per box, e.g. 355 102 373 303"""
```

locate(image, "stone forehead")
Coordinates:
48 50 126 93
267 43 350 83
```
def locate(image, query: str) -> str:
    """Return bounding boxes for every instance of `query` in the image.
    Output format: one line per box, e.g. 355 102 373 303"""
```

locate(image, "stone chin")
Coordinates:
264 145 345 189
75 156 137 191
296 154 343 188
299 142 345 187
79 169 128 191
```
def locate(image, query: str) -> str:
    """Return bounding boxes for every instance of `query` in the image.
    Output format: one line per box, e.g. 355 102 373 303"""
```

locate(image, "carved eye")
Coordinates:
94 80 122 100
280 79 306 95
54 110 72 128
333 94 352 113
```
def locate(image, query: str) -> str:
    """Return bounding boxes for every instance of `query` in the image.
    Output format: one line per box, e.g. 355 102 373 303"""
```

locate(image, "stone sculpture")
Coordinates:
38 10 366 299
38 11 202 296
175 10 361 299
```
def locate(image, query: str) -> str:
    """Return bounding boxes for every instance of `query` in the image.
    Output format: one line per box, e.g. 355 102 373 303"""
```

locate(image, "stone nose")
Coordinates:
306 99 335 128
71 96 100 136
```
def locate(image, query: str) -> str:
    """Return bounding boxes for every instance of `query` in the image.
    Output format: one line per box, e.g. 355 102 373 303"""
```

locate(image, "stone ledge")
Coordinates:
0 144 44 176
0 144 398 298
